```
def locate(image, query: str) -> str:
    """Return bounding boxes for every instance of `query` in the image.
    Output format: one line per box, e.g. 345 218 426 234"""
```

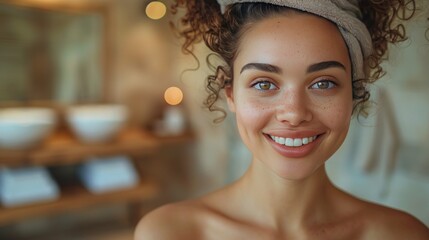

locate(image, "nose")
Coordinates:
275 90 313 126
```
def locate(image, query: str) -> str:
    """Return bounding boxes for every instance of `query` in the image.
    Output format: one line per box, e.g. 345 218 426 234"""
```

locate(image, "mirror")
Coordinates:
0 0 110 104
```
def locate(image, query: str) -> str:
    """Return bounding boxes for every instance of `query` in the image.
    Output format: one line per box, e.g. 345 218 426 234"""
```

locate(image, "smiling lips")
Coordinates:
266 133 322 158
270 135 318 147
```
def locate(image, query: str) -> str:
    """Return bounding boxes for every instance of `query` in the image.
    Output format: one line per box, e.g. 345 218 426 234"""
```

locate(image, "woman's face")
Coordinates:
226 12 353 180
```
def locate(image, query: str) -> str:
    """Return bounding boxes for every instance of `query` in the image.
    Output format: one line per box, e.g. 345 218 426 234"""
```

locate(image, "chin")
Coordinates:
263 156 327 181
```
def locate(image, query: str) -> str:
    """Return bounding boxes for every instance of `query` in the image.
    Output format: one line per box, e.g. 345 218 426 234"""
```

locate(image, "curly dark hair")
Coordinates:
171 0 416 122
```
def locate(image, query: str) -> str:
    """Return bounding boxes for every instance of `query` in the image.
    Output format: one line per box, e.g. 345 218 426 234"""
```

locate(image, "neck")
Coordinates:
234 159 336 231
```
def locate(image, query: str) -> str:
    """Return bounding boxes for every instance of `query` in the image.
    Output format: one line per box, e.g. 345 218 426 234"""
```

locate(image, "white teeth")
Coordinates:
294 138 303 147
271 135 318 147
302 138 309 145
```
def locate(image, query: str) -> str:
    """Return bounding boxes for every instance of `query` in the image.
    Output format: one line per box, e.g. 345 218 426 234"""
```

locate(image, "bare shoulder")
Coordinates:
362 202 429 239
134 200 206 240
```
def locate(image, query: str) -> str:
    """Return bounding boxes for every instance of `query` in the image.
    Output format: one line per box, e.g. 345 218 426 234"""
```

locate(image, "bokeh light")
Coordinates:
164 87 183 106
145 1 166 20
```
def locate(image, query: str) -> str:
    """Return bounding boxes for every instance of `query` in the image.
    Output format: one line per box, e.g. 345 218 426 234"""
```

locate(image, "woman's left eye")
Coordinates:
253 81 277 91
310 80 337 90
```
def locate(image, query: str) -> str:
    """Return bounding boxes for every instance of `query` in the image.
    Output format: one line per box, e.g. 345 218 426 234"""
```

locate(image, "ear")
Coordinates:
225 84 236 113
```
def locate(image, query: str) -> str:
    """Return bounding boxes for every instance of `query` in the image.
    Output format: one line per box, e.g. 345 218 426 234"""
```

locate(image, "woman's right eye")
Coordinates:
252 81 277 91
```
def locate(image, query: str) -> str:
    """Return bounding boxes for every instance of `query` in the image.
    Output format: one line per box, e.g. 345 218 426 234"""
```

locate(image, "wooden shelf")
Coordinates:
0 129 194 167
0 128 194 227
0 181 158 225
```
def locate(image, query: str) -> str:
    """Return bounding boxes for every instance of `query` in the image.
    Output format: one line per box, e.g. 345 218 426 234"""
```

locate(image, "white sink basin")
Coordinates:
0 108 57 149
66 104 128 143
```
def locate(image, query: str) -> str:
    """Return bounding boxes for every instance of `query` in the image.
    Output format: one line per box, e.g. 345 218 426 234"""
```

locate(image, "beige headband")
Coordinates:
217 0 373 80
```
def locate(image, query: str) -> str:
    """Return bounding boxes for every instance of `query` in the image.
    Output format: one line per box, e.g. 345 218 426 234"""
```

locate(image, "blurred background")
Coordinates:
0 0 427 239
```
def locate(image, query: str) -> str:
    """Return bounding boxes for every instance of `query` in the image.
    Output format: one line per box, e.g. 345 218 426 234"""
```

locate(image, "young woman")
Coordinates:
135 1 429 239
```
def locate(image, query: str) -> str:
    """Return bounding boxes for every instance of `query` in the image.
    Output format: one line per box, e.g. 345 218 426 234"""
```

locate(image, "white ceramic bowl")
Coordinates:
66 104 128 143
0 108 57 149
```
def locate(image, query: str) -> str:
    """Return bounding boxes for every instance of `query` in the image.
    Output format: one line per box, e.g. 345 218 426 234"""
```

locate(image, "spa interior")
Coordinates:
0 0 428 239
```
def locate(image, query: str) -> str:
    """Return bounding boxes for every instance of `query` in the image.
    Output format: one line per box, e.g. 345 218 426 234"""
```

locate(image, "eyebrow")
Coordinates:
240 61 346 75
306 61 346 73
240 63 282 74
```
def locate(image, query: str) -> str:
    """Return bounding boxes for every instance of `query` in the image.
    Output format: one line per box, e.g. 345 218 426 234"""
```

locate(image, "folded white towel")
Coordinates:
217 0 373 80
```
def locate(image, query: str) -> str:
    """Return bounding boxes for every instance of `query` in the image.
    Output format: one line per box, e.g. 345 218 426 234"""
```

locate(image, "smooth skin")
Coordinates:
135 12 429 240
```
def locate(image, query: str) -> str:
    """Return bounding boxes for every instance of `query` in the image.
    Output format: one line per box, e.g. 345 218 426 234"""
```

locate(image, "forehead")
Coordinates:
235 13 350 71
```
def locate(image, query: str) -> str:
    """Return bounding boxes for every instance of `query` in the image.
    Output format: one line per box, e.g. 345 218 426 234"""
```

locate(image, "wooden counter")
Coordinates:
0 181 158 225
0 128 194 167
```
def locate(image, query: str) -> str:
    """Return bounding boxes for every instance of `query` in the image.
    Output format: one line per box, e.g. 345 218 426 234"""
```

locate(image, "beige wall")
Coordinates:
327 0 429 225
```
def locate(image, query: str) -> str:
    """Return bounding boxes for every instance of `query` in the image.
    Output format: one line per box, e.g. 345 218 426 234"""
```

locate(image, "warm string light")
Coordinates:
145 1 166 20
164 86 183 106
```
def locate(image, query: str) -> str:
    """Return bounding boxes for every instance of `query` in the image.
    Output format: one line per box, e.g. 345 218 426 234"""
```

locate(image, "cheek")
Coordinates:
236 99 267 125
317 95 353 131
234 97 274 137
